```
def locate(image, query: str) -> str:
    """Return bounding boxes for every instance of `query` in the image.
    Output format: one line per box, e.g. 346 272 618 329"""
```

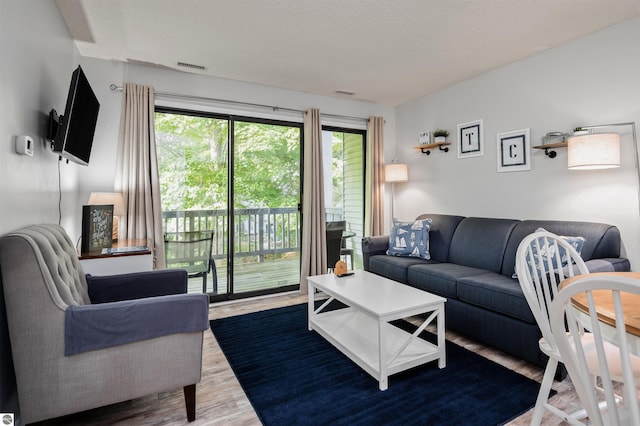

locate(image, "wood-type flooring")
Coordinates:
33 292 582 425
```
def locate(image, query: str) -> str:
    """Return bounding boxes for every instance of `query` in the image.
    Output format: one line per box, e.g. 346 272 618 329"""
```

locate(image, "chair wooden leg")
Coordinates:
531 357 587 426
531 357 558 425
184 384 196 422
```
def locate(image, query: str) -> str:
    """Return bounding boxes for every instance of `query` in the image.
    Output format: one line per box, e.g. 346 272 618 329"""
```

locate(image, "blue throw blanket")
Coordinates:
64 293 209 355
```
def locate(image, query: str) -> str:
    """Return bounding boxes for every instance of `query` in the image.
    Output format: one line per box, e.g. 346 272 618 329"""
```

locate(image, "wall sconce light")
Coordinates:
567 133 621 170
384 162 408 223
88 192 125 241
566 122 639 218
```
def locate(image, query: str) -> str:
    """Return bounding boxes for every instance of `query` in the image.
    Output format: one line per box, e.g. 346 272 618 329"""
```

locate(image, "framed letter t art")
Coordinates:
457 119 483 158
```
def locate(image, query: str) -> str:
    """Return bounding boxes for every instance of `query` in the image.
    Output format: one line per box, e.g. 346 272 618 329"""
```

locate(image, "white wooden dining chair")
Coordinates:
550 274 640 426
515 230 592 425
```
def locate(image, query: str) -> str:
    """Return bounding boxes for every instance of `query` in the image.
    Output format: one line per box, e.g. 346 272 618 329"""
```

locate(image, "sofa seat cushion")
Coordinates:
369 255 432 283
457 273 535 324
407 263 487 298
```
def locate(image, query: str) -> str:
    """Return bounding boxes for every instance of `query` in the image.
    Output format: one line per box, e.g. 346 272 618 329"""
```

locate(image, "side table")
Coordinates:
79 239 153 275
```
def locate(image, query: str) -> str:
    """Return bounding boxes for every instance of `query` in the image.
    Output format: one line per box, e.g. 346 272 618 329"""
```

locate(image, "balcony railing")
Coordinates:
162 208 300 262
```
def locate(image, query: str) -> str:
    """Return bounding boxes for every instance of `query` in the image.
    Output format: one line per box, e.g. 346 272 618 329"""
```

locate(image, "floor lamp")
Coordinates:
384 162 409 224
567 122 639 217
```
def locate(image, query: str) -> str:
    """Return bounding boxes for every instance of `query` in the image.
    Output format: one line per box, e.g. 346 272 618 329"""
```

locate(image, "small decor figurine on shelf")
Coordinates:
573 127 589 136
433 129 449 143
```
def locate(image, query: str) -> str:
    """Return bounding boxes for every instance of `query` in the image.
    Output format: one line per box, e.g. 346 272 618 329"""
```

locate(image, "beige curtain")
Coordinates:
299 108 326 294
114 83 165 269
365 116 385 237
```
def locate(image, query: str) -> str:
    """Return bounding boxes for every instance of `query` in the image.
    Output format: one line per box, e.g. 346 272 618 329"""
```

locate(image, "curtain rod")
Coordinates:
109 84 369 122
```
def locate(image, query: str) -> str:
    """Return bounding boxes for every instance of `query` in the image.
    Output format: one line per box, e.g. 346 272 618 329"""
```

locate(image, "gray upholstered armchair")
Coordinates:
0 224 209 423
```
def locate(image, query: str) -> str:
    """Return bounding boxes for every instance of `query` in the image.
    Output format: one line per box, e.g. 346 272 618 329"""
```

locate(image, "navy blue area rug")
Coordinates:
210 303 542 426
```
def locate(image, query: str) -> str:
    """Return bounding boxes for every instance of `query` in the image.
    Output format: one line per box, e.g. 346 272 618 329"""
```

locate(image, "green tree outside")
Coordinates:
155 113 300 211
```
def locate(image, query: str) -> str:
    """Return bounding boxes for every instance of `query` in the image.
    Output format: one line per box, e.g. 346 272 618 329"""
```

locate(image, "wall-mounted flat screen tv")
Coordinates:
51 65 100 166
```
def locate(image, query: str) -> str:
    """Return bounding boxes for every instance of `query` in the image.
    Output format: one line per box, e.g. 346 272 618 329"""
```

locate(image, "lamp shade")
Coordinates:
567 133 620 170
384 163 409 182
87 192 125 216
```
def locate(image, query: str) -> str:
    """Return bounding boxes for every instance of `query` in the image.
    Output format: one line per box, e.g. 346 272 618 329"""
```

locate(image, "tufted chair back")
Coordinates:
1 224 208 423
4 224 90 306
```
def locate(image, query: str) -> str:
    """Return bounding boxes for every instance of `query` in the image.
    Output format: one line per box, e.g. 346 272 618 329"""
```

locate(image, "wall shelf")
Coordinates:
533 141 567 158
414 142 451 155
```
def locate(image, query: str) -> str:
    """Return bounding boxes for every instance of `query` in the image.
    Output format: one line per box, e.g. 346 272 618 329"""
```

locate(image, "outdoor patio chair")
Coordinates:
326 228 344 271
164 230 217 293
327 220 354 269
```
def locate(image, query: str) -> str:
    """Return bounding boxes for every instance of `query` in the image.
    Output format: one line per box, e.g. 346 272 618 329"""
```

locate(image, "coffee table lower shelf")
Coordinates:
309 306 443 390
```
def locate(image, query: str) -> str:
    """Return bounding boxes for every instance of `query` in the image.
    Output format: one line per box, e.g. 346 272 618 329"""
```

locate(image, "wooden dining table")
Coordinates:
560 272 640 354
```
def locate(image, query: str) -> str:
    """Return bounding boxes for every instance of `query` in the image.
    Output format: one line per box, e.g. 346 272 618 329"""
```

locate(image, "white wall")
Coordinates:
0 0 80 234
0 0 79 419
394 17 640 269
73 58 397 240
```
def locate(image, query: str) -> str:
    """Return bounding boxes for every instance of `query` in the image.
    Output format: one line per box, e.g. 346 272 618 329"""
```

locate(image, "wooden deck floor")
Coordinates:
187 257 301 295
187 252 362 295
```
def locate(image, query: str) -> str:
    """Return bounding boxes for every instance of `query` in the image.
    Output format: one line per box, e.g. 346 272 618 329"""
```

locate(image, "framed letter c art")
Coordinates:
496 128 531 173
457 119 483 158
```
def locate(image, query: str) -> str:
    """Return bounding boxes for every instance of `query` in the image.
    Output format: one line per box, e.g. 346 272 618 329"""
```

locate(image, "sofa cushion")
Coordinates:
386 218 432 259
512 228 586 278
407 263 487 298
368 255 431 283
501 220 623 277
414 214 465 262
456 273 535 324
448 217 519 273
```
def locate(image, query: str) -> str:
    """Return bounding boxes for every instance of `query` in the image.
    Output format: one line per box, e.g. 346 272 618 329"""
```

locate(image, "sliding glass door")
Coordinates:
155 109 302 300
231 118 301 295
322 127 365 269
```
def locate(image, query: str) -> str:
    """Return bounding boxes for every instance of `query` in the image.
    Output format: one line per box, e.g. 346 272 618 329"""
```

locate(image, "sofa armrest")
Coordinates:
87 269 188 303
585 258 631 273
562 258 631 277
362 235 389 271
64 293 209 355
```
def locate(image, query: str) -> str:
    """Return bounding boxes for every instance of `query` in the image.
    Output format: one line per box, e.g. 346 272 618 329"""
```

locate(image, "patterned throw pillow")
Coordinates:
386 218 433 259
513 227 585 279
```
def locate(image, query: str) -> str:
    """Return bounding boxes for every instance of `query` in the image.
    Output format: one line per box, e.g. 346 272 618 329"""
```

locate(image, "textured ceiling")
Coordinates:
56 0 640 106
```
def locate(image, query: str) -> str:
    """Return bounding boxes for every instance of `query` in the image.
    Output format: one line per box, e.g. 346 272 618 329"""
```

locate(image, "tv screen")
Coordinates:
52 65 100 165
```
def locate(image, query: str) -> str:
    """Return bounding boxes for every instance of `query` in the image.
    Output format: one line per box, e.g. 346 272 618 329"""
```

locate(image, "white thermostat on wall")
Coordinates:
15 135 34 157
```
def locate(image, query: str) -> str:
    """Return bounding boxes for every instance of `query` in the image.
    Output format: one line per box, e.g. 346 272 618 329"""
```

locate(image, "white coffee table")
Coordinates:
307 270 446 390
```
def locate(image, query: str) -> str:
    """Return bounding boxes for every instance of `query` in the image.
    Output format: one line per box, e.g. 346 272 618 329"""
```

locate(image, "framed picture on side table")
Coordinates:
457 119 484 158
81 204 114 254
496 128 531 173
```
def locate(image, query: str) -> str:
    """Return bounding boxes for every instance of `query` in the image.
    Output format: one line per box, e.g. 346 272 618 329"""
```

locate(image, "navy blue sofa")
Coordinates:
362 214 630 367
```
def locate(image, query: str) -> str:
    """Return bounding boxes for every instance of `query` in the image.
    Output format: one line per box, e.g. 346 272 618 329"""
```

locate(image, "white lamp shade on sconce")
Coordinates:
567 133 621 170
384 163 409 182
87 192 125 216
